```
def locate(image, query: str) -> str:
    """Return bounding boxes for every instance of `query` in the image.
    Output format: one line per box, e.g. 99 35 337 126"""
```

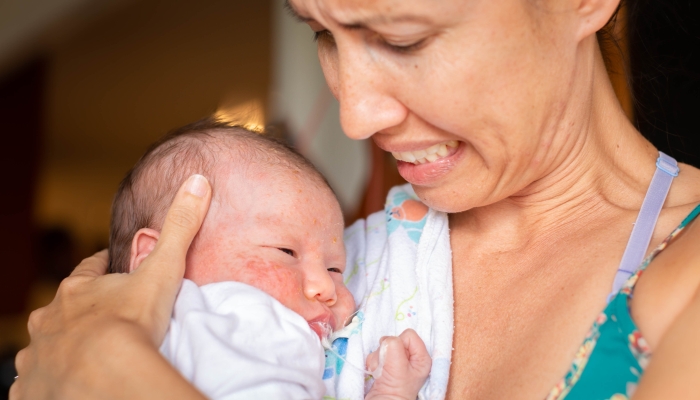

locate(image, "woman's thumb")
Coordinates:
145 174 212 276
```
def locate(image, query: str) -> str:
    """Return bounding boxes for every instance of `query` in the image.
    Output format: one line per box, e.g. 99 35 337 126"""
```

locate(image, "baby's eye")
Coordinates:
278 248 296 257
327 267 342 274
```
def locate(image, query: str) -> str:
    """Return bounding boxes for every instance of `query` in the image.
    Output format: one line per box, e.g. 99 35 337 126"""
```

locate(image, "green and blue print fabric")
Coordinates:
324 184 454 400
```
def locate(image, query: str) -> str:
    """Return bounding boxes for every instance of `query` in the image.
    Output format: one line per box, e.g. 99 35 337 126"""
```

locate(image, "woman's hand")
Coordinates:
10 174 212 400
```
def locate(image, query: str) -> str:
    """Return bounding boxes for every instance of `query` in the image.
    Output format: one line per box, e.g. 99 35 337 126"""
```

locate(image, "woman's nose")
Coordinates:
331 43 408 140
303 266 337 306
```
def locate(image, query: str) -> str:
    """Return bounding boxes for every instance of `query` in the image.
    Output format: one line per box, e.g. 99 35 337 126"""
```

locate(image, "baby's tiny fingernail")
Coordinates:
184 174 208 198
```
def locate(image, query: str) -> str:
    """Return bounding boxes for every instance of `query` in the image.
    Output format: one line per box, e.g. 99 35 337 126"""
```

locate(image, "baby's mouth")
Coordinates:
309 321 333 341
307 313 335 341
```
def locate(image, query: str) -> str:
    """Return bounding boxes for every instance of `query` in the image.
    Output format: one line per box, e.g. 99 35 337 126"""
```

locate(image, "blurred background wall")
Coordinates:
0 0 380 394
40 0 274 255
0 0 698 396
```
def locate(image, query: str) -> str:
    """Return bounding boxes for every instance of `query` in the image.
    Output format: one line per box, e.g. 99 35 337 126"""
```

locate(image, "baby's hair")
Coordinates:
108 116 331 274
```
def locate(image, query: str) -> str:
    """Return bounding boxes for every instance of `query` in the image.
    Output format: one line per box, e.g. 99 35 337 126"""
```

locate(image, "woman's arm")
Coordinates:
10 174 212 400
633 219 700 399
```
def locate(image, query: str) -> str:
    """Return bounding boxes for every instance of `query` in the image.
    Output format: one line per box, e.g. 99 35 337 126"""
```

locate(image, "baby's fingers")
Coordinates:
399 329 432 376
399 330 430 363
369 336 411 378
366 347 380 373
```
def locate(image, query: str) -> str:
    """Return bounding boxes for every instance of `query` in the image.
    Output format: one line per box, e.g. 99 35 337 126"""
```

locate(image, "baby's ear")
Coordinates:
128 228 160 273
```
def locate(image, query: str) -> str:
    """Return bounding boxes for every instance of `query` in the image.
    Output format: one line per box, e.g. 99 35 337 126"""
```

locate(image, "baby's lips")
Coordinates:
307 313 334 340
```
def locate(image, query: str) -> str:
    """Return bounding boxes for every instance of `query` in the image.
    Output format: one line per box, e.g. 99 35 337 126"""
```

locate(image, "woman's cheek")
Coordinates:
318 44 339 96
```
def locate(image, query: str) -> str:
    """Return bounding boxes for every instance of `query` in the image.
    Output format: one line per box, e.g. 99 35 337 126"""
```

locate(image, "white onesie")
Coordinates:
160 279 326 400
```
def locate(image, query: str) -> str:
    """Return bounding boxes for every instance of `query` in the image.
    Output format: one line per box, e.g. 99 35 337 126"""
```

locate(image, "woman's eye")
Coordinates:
278 248 296 257
382 38 427 53
327 267 342 274
312 30 334 44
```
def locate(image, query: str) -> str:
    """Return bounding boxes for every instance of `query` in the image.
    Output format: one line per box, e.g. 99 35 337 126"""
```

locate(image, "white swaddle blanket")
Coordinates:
160 279 326 400
325 184 454 400
159 184 453 400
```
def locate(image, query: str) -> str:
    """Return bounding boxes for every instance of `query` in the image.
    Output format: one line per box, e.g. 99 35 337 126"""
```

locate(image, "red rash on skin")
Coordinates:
175 160 355 335
235 257 306 308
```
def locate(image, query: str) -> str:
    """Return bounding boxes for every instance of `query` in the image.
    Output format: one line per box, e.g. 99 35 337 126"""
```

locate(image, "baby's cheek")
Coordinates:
234 258 305 311
333 284 357 327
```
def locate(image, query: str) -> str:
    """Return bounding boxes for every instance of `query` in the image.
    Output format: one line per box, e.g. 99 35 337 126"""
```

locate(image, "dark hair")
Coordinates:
595 0 700 166
108 116 330 273
596 1 627 72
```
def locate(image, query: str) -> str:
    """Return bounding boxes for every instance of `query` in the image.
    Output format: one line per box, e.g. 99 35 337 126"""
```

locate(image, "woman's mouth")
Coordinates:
391 140 459 164
391 141 464 185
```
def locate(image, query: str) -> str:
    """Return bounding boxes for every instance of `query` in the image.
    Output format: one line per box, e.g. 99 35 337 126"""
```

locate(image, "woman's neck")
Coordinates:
451 37 658 248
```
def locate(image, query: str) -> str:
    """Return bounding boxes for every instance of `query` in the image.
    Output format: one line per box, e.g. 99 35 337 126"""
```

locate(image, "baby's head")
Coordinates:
109 118 355 337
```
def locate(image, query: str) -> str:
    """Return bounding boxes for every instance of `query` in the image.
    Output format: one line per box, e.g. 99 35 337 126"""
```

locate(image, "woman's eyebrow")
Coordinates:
283 0 431 28
340 15 432 31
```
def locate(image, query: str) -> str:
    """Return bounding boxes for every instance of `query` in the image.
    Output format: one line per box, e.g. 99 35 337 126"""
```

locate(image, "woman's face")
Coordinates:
288 0 607 212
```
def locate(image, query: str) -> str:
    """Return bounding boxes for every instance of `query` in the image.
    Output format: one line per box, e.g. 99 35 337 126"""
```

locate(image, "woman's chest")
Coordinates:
445 242 621 399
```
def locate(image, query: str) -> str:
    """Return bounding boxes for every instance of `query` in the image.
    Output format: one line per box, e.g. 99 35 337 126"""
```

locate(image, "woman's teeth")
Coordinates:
391 141 458 164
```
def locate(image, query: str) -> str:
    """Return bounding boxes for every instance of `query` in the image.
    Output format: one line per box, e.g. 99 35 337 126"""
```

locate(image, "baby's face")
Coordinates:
185 164 354 339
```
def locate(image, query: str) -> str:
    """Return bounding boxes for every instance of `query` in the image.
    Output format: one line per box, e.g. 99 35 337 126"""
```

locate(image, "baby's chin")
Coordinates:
308 322 327 341
308 313 354 342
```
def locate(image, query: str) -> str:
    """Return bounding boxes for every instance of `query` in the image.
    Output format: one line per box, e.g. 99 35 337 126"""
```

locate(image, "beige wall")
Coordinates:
270 0 369 217
36 0 272 252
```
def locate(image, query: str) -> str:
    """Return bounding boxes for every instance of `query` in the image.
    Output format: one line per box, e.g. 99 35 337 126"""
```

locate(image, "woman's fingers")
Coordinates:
132 175 212 342
70 250 109 277
139 174 211 280
9 175 212 400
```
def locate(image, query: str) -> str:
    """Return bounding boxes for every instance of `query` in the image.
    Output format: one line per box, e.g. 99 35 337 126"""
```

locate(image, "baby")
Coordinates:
107 118 431 399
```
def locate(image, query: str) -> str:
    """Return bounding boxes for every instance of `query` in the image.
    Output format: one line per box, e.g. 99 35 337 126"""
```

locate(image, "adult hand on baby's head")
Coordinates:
365 329 432 400
10 175 211 400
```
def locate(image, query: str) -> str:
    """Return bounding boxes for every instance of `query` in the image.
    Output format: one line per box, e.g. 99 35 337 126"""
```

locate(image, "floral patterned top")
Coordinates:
546 204 700 400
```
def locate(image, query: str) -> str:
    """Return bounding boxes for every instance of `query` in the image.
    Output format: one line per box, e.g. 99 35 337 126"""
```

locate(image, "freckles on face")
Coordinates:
292 0 581 212
233 256 305 309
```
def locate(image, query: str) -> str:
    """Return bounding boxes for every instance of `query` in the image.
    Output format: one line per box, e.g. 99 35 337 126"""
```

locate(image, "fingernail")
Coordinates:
184 174 208 198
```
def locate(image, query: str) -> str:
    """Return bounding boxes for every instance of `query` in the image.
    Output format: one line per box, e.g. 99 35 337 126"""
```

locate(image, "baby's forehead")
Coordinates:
212 158 340 217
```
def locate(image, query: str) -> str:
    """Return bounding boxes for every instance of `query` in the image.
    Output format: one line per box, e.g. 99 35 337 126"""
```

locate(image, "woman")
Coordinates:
12 0 700 398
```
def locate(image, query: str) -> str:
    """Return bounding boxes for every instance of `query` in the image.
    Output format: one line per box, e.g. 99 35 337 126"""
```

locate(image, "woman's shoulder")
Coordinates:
657 202 700 278
658 161 700 288
652 161 700 281
631 201 700 349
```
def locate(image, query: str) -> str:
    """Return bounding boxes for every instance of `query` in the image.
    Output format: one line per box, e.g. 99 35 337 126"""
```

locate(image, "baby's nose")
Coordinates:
303 267 337 306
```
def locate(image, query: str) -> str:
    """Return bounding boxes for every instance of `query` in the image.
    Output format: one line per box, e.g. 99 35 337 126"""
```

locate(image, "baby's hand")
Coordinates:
365 329 432 400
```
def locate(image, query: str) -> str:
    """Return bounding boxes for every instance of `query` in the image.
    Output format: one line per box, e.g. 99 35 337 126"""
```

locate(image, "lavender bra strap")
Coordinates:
608 152 679 302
